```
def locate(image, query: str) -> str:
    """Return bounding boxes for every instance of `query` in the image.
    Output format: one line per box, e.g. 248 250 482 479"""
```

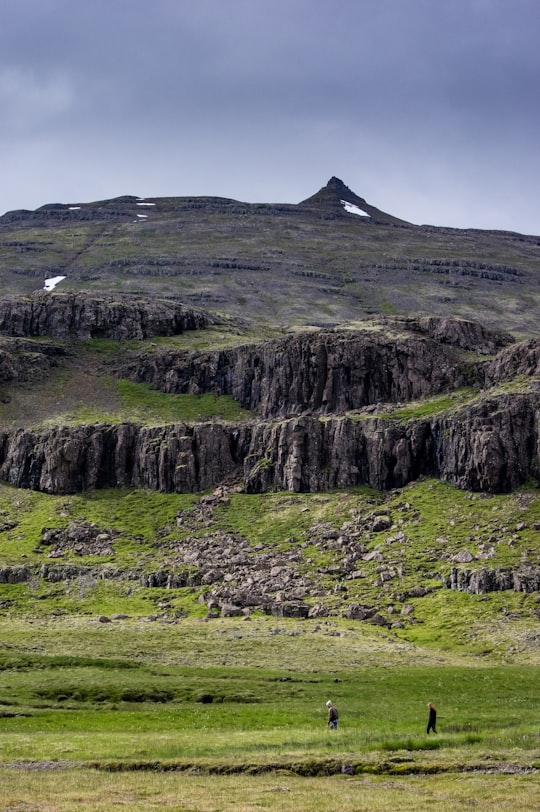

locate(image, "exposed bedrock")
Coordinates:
120 319 503 419
484 338 540 385
447 566 540 594
0 292 213 340
0 392 537 495
0 422 252 495
409 316 513 353
242 393 539 494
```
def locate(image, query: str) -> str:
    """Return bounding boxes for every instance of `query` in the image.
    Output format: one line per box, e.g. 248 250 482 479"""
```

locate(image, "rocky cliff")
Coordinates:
0 298 537 498
484 338 540 384
0 388 537 496
117 316 512 419
0 292 214 340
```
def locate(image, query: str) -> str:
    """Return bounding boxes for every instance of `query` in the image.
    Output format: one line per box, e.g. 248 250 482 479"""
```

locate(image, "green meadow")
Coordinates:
0 615 539 810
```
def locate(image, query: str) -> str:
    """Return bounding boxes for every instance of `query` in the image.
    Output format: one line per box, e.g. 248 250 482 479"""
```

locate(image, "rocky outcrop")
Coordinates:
40 522 118 557
0 422 251 494
0 565 32 584
432 394 539 491
119 319 491 419
484 339 540 385
407 316 513 354
0 292 214 340
447 566 540 594
0 390 537 495
0 337 68 384
242 393 539 494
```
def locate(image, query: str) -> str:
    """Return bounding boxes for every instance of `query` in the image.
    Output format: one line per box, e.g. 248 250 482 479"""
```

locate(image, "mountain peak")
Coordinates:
326 176 355 194
299 177 412 226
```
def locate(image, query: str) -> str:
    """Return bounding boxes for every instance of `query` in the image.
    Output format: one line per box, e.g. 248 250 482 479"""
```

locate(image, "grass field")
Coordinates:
2 769 539 811
0 615 538 809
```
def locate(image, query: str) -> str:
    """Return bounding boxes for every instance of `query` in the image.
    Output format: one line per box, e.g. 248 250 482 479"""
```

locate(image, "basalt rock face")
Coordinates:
0 292 213 340
242 393 539 494
119 317 501 419
0 308 537 497
484 338 540 385
447 566 540 594
433 394 539 491
0 422 252 495
0 390 537 495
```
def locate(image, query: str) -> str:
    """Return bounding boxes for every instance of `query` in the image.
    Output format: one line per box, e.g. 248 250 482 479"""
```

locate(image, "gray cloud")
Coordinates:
1 0 539 232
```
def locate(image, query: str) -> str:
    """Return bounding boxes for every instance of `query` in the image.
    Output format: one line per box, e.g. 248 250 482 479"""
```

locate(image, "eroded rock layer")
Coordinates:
0 300 537 497
0 292 213 340
0 389 537 495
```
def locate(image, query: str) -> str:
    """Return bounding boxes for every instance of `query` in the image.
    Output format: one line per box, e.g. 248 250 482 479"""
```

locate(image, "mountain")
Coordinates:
0 179 538 626
1 177 539 335
299 176 412 225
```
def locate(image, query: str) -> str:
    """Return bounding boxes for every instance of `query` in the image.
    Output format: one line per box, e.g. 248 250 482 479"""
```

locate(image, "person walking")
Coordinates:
326 700 339 729
426 702 437 734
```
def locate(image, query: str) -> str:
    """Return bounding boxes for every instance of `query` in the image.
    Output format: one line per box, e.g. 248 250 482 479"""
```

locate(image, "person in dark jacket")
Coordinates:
326 700 339 729
426 702 437 734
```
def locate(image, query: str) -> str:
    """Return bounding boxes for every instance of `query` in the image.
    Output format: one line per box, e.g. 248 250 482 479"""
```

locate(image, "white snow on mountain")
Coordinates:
341 200 370 217
43 275 66 291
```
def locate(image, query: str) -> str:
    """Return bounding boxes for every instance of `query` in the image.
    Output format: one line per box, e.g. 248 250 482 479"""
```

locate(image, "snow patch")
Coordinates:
68 206 81 211
341 200 370 217
137 214 148 219
44 275 66 291
136 202 155 206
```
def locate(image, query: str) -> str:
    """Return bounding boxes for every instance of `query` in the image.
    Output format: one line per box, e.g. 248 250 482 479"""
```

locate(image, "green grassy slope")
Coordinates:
0 478 538 662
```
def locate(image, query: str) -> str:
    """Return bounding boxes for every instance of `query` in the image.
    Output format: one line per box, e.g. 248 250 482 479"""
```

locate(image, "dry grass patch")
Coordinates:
1 768 539 811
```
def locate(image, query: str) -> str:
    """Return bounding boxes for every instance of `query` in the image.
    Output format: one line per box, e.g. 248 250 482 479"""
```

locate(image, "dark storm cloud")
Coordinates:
1 0 539 232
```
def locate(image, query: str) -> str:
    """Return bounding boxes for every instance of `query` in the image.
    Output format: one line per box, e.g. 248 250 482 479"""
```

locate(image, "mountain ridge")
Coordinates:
0 177 408 226
1 177 539 336
2 175 537 236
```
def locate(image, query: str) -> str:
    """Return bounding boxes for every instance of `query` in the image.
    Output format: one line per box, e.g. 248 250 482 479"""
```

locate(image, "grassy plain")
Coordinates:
0 615 539 810
0 475 538 805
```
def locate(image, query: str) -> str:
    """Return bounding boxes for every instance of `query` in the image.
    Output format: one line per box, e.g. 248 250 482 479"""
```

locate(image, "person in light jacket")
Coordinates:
326 700 339 729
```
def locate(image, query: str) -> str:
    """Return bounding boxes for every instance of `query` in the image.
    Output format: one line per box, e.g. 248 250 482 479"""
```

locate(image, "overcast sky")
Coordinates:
1 0 539 233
